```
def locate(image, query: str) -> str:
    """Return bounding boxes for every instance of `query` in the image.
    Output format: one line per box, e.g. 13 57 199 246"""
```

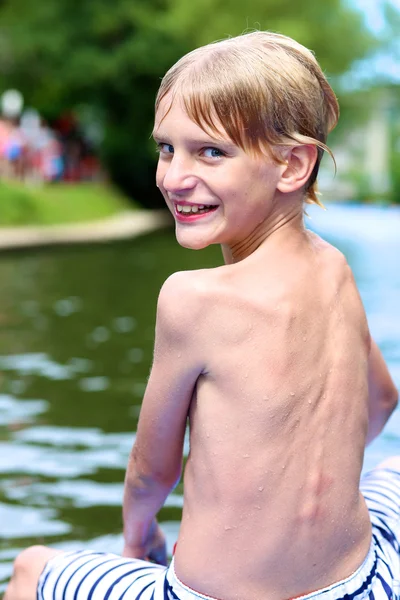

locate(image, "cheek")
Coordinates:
211 169 243 197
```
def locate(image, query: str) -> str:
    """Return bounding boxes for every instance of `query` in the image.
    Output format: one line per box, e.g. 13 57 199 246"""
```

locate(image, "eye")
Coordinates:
156 142 174 155
202 147 225 159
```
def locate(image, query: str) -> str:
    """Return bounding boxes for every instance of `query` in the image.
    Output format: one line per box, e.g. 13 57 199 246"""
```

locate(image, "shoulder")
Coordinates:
315 236 366 316
326 245 355 285
311 233 353 280
156 269 220 341
306 234 363 308
158 269 213 309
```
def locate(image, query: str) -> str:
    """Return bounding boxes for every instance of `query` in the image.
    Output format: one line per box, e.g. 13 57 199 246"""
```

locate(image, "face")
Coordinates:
153 95 284 251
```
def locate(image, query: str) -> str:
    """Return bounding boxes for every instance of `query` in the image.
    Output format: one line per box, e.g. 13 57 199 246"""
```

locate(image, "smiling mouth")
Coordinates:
175 203 218 215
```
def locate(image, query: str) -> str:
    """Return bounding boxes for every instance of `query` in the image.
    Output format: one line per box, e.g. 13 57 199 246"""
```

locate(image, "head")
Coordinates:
155 31 339 207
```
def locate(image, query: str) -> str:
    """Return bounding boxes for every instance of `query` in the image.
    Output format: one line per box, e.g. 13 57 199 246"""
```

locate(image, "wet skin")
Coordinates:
127 97 375 599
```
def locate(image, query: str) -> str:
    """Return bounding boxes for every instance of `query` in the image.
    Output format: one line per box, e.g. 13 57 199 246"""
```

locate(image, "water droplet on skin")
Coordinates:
308 400 312 404
255 505 262 510
224 525 233 531
243 454 250 458
258 486 264 492
262 395 269 401
303 337 307 341
290 392 295 396
177 352 182 358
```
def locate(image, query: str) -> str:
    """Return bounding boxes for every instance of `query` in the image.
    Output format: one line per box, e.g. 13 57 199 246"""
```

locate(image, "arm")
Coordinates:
122 272 204 562
366 337 398 445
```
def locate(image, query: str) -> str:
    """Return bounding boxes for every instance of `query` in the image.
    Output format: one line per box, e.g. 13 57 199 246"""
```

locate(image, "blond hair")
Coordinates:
155 31 339 206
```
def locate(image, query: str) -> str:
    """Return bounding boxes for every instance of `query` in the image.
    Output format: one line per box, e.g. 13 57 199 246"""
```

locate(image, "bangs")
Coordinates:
181 67 268 155
156 49 276 157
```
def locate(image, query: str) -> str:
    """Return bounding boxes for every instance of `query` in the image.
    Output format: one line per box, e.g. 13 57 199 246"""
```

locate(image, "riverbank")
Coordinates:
0 180 172 250
0 181 135 226
0 209 172 251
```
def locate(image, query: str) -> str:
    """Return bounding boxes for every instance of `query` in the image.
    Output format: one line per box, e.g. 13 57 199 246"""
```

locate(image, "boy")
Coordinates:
5 31 399 600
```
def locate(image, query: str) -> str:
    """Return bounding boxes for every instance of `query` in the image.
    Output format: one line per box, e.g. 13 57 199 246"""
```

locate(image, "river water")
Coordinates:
0 203 399 592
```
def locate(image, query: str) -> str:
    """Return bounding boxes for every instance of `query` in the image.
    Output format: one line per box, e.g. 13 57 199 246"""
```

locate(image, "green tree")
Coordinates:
0 0 379 206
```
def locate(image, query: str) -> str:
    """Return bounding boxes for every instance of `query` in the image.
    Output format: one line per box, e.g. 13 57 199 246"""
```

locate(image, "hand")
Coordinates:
123 520 167 566
146 520 167 565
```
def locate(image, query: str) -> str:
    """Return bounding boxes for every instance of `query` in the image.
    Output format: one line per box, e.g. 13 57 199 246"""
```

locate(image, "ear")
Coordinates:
276 145 318 194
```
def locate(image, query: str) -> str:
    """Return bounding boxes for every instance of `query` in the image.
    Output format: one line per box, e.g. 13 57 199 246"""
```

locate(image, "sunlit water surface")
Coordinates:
0 203 399 592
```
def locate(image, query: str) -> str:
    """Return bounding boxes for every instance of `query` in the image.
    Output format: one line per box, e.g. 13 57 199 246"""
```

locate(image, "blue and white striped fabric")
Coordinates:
38 465 400 600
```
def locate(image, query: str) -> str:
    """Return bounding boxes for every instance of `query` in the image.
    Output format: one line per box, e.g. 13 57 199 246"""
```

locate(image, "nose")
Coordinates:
159 154 197 194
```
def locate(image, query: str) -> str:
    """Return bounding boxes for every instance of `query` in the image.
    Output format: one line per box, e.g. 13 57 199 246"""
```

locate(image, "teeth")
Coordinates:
176 204 215 214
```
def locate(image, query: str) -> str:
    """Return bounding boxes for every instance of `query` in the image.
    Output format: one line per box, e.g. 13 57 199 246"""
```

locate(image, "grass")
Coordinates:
0 180 136 226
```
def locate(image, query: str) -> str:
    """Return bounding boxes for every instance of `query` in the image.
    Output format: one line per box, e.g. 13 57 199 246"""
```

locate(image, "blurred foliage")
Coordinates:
389 99 400 205
330 84 400 205
382 1 400 61
0 0 380 207
0 181 133 225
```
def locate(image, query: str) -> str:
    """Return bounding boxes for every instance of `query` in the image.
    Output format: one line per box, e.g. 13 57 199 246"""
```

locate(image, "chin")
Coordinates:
175 229 214 250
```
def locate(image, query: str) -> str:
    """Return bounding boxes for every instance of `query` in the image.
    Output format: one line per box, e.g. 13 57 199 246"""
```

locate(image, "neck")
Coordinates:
221 200 305 264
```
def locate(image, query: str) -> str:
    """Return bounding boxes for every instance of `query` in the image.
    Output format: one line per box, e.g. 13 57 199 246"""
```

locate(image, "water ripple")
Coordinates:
0 394 48 425
14 426 134 449
0 502 70 539
0 441 128 477
0 353 73 380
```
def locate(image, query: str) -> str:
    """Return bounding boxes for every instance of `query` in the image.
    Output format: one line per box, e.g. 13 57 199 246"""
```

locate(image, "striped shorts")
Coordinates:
38 465 400 600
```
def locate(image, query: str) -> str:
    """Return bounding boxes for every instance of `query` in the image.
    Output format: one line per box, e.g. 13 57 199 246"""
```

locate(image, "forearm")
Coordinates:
122 461 172 555
366 338 398 445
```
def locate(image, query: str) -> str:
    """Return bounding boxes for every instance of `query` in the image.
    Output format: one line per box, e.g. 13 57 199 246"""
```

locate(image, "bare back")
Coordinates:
174 232 372 600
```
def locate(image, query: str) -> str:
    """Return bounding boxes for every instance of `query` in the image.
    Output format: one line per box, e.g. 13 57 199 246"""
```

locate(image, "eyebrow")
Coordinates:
151 130 171 142
152 131 234 148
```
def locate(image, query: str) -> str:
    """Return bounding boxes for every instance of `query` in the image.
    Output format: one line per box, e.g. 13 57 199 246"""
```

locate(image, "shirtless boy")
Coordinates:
5 31 399 600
